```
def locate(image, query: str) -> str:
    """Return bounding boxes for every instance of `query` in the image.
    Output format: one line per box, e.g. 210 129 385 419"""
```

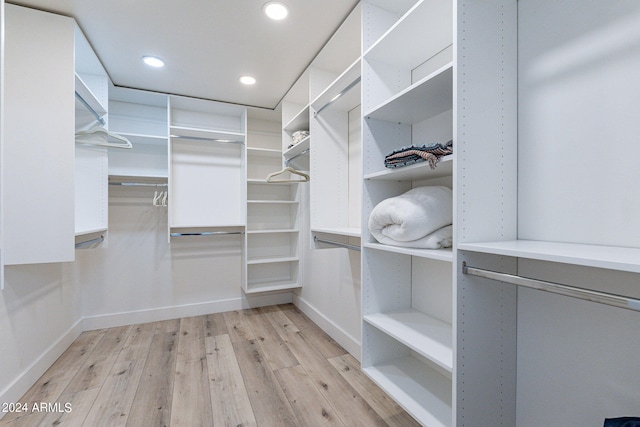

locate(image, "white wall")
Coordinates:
78 185 291 329
0 264 83 408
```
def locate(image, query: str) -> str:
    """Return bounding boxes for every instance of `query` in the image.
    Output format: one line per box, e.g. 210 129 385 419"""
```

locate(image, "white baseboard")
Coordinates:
292 295 361 360
0 317 83 419
82 292 293 331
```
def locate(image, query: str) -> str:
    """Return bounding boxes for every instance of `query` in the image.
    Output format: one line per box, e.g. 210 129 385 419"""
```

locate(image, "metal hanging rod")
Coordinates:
170 231 244 237
462 262 640 313
109 182 168 187
284 148 310 167
314 76 361 117
75 235 104 248
313 235 361 252
75 91 106 126
170 135 244 144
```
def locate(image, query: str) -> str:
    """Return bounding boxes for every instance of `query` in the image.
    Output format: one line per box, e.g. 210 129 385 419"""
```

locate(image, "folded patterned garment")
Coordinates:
384 140 453 169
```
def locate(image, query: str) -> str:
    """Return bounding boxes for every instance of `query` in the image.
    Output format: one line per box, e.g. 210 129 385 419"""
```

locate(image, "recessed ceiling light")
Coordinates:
239 75 257 85
263 1 288 20
142 56 165 68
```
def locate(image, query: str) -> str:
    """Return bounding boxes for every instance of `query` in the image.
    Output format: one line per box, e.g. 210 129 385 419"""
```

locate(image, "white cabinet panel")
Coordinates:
2 5 75 266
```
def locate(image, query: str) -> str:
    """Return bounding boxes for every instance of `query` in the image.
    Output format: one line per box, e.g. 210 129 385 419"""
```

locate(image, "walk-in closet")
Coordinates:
1 0 640 426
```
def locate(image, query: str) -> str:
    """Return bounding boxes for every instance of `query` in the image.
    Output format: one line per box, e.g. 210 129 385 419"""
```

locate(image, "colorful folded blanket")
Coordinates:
384 140 453 169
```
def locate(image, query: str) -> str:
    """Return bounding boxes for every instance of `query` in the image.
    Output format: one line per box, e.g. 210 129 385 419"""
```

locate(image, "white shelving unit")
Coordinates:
310 54 362 244
167 96 247 241
74 24 110 246
244 116 302 294
361 1 454 425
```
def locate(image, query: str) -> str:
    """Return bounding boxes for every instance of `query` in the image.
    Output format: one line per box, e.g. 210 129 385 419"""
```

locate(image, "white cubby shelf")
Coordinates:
364 242 453 262
365 154 453 182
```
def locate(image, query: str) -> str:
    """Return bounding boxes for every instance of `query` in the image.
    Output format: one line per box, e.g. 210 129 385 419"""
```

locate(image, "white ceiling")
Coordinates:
7 0 359 110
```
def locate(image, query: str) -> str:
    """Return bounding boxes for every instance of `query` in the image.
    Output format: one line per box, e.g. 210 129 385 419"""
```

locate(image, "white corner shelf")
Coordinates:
364 309 453 373
364 63 453 125
75 73 107 125
364 242 453 262
248 200 299 205
247 256 299 265
75 227 108 238
311 58 362 114
364 0 452 71
247 179 297 186
312 227 361 238
246 229 299 235
170 125 245 143
363 356 452 427
283 135 310 161
244 281 302 294
365 154 453 181
458 240 640 274
283 105 310 135
247 147 282 157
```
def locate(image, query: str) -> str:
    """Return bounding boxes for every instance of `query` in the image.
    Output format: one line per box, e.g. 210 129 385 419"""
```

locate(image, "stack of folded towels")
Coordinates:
368 186 452 249
384 140 453 169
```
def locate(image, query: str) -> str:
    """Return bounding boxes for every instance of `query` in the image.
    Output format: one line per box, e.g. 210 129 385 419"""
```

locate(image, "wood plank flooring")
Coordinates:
0 304 420 427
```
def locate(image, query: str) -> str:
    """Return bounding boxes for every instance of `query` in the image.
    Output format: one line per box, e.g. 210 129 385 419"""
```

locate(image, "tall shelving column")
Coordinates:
360 1 454 426
167 96 247 241
244 114 302 293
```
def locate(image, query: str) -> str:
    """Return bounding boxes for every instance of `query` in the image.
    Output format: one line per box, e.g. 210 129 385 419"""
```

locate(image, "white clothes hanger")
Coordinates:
75 123 133 149
266 167 310 183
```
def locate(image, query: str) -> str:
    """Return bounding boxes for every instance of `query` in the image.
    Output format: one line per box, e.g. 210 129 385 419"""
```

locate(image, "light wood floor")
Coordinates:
0 304 420 427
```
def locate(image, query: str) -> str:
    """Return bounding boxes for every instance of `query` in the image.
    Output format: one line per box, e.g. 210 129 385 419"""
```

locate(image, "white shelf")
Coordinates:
364 309 453 372
244 281 301 294
170 125 245 143
363 356 452 427
75 227 108 238
364 0 453 71
247 256 299 265
75 74 107 115
312 227 361 238
458 240 640 274
364 63 453 125
283 105 310 134
364 242 453 262
365 154 453 181
311 58 362 114
247 147 281 157
246 229 299 235
248 200 299 204
283 135 310 161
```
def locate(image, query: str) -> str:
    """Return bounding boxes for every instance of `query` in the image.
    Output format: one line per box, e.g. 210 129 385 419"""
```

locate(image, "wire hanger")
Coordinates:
75 123 133 149
266 166 310 183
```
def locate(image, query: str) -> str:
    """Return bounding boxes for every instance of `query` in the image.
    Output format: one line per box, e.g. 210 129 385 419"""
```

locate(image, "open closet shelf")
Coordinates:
363 0 452 70
244 281 301 294
365 154 453 181
246 256 299 265
363 356 452 427
248 200 299 205
170 125 245 143
312 227 361 238
247 147 281 156
247 179 298 186
283 136 310 161
109 175 168 185
458 240 640 274
364 63 452 124
246 229 299 234
75 73 107 122
364 309 452 373
311 58 361 114
364 242 453 262
283 105 310 135
75 227 107 237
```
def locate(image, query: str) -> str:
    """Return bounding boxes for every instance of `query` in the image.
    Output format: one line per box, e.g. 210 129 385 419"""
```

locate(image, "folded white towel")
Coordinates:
368 186 453 249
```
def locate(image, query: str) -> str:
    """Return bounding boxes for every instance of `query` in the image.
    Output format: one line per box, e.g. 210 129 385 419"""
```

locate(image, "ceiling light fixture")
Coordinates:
239 75 257 85
142 56 165 68
263 1 289 20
